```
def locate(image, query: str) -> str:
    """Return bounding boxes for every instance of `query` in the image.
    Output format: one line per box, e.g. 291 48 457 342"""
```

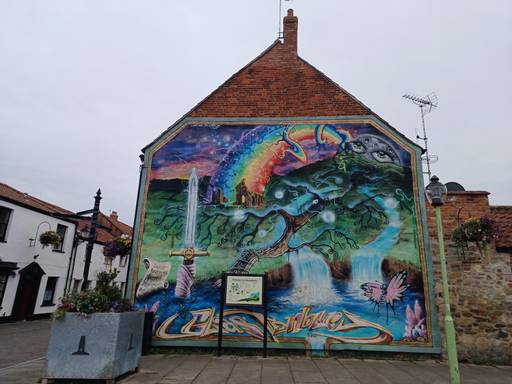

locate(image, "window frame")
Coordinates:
104 256 113 267
0 206 12 242
72 279 81 292
52 224 67 252
42 276 58 306
0 271 9 309
119 254 128 267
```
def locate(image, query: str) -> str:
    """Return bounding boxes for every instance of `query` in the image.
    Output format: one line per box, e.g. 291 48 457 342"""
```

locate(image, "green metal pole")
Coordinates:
435 206 460 384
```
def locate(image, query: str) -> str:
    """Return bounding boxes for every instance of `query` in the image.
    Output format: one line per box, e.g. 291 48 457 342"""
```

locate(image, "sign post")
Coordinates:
217 273 267 357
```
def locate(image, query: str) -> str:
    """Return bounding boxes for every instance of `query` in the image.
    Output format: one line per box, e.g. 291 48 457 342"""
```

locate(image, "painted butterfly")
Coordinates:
360 271 410 323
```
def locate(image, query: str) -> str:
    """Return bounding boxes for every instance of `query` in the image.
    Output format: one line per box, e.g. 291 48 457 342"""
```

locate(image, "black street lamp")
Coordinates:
425 175 448 207
81 189 102 291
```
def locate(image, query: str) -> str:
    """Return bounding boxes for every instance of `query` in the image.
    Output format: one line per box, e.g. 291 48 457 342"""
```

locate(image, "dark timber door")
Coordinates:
12 262 45 321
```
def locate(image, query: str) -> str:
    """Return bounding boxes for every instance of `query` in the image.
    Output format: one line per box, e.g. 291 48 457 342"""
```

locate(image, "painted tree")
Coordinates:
153 151 411 275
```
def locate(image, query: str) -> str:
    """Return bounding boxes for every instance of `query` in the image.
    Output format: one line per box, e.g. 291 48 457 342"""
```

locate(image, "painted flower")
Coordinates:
403 300 426 340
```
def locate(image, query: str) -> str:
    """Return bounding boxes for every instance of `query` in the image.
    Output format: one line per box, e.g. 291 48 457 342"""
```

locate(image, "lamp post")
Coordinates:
81 189 102 291
425 175 460 384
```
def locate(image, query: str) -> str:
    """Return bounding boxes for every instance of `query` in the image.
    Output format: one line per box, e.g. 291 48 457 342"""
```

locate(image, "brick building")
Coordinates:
128 9 511 361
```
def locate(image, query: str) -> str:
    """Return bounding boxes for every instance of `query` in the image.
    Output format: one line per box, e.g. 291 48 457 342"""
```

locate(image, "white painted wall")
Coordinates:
70 241 129 293
0 200 76 319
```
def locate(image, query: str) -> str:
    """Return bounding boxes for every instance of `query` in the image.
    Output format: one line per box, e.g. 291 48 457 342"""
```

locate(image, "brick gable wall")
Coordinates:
188 10 370 118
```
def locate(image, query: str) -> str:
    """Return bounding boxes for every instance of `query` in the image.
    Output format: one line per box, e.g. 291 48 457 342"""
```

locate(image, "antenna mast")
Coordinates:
403 92 438 178
278 0 293 40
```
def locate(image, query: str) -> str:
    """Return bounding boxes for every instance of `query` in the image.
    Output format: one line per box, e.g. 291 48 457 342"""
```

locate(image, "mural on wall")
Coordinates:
132 122 436 351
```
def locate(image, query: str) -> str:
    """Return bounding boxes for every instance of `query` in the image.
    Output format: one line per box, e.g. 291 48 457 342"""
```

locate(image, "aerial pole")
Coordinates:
403 92 438 179
278 0 293 40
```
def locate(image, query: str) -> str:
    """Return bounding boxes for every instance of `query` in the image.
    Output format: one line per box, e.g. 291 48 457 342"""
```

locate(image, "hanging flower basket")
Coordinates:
39 230 62 248
452 216 495 256
103 236 132 258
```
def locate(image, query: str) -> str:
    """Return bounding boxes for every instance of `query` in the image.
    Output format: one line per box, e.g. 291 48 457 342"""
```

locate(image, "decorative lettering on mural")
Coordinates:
155 306 392 345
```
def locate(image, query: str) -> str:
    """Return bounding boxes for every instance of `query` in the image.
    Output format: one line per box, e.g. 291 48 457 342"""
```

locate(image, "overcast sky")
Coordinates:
1 0 511 223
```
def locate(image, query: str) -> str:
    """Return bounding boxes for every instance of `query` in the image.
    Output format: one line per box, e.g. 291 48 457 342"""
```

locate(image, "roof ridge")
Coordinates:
0 181 70 214
26 194 73 214
296 55 372 115
142 40 282 151
296 55 422 151
0 182 29 198
98 211 132 236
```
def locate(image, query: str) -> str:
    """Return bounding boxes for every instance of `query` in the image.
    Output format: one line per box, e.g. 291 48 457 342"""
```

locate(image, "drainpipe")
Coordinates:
63 225 79 294
124 153 145 297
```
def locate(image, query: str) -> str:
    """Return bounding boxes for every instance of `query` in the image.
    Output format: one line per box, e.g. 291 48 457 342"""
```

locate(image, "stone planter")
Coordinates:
43 311 144 383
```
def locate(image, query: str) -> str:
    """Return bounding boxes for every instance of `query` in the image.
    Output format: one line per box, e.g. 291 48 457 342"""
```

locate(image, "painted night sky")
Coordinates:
151 123 411 203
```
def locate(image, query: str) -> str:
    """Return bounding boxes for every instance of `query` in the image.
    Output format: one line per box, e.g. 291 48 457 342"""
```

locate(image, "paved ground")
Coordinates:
0 319 51 369
2 354 511 384
1 320 512 383
0 319 51 384
117 355 512 384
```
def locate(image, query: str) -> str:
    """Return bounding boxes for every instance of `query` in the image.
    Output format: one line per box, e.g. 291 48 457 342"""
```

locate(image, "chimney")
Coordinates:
110 211 118 222
283 9 298 55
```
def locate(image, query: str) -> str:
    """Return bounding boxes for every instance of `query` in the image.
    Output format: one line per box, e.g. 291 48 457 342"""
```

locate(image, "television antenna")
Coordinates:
403 92 438 178
278 0 293 40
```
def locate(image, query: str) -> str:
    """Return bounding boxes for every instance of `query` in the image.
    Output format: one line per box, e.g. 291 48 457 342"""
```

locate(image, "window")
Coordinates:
0 272 8 308
104 256 113 267
72 279 81 292
0 206 12 242
42 277 58 306
53 224 67 251
119 255 128 267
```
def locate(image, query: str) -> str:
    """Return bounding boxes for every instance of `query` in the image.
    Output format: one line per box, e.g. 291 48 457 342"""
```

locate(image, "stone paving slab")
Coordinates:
312 358 359 384
227 358 261 384
337 359 394 384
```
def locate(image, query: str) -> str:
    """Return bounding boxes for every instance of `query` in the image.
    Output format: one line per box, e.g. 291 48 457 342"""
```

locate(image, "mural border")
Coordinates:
126 116 441 353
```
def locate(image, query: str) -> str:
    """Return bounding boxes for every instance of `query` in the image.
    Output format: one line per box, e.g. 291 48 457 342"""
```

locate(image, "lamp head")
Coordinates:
425 175 447 207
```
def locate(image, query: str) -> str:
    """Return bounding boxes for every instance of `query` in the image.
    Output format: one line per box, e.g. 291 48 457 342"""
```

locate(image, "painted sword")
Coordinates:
169 168 209 298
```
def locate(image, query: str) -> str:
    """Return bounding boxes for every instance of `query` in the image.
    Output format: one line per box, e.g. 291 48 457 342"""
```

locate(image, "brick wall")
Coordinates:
427 192 512 363
188 10 370 119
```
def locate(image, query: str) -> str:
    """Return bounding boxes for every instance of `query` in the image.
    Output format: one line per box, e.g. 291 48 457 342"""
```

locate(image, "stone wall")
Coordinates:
426 192 512 363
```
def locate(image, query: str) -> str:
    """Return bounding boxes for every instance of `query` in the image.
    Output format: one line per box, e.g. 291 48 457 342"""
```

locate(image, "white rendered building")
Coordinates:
0 182 132 322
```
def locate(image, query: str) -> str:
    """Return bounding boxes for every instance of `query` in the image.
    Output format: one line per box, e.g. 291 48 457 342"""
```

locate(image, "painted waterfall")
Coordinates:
132 121 437 352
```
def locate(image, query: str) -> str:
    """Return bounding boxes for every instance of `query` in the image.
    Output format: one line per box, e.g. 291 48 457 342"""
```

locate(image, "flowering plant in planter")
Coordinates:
103 235 132 258
452 216 495 256
39 230 62 248
45 269 143 382
55 269 131 317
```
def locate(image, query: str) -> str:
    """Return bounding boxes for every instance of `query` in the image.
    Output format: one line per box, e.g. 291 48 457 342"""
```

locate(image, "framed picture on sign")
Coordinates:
225 274 265 306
